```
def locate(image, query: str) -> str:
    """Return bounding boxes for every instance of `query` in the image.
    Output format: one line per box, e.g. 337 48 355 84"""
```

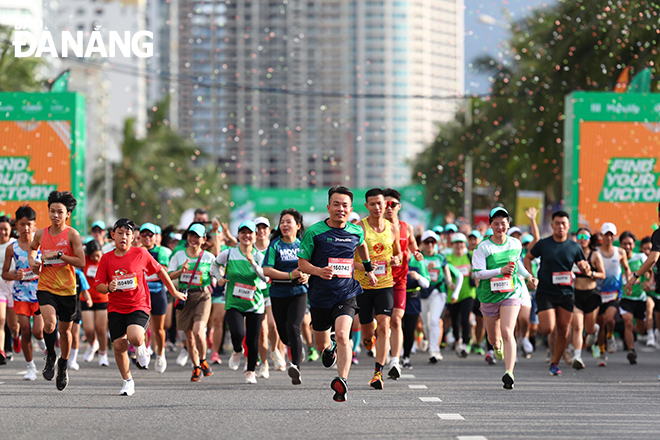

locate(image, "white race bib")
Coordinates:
328 258 353 279
146 273 159 282
113 273 138 291
43 257 65 267
374 261 387 277
457 264 471 276
552 271 573 286
180 270 202 286
601 291 618 303
86 266 98 278
19 268 37 281
571 263 582 275
490 276 514 293
234 283 256 300
429 269 439 282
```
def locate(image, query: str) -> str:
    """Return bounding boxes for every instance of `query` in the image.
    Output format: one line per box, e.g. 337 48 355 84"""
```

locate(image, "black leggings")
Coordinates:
225 308 263 372
271 293 307 367
447 297 474 344
402 313 419 358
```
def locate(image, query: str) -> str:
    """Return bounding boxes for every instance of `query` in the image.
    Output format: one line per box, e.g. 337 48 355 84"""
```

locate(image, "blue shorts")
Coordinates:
529 292 539 325
149 284 168 316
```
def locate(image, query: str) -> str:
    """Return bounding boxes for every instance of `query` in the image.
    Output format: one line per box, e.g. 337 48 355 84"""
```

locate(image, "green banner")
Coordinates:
599 157 660 203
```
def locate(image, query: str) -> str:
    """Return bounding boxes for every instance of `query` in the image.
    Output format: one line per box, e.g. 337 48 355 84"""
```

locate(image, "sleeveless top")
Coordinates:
573 250 595 278
38 226 76 296
355 218 394 289
392 220 409 287
599 246 622 302
13 241 40 303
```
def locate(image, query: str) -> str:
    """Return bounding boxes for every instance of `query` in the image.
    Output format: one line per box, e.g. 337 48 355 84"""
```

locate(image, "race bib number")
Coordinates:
429 269 440 282
457 265 471 276
234 283 256 300
19 268 37 281
552 271 573 286
43 257 65 267
86 266 98 278
601 291 618 303
328 258 353 279
374 261 387 277
490 276 514 293
180 270 202 286
113 273 138 291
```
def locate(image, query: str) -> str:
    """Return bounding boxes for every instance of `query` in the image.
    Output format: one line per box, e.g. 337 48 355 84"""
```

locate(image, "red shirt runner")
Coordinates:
392 220 409 288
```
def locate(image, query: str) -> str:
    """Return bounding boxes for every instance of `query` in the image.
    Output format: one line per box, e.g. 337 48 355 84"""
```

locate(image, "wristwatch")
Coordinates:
633 272 639 278
57 251 63 259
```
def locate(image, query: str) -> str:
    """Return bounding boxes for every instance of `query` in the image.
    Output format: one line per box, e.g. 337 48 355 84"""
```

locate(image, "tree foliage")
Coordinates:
0 26 46 92
413 0 660 218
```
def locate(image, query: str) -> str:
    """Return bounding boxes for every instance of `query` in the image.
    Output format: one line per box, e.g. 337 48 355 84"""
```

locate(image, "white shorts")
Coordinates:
0 279 14 308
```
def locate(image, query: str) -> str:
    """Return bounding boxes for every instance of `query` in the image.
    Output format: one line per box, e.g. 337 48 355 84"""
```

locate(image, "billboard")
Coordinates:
564 92 660 238
0 93 86 232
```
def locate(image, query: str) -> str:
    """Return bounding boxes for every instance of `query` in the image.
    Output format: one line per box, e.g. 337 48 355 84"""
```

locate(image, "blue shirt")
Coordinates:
264 237 308 298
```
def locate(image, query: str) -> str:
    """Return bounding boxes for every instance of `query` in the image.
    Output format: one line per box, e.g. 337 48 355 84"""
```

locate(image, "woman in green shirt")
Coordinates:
446 233 476 358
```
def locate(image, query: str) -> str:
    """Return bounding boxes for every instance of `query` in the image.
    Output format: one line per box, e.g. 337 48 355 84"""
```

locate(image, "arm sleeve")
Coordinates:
211 249 229 280
472 246 502 279
517 261 531 279
448 264 464 299
418 276 430 289
252 252 269 282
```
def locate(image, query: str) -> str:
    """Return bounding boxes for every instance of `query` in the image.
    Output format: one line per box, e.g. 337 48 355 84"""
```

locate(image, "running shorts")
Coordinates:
109 310 150 341
37 290 77 322
310 297 358 332
357 287 394 324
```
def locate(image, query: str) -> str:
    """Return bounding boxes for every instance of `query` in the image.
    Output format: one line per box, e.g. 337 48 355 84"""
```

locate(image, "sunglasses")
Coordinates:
423 240 436 245
140 231 154 238
576 233 591 241
386 201 400 209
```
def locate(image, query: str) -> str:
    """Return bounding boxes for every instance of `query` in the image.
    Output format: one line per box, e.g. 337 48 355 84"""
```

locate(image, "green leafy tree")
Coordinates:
0 25 45 91
413 0 660 218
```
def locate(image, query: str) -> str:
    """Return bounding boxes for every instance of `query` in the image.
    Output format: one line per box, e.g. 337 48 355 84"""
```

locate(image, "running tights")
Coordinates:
402 313 419 358
270 293 307 367
225 308 263 372
447 297 474 344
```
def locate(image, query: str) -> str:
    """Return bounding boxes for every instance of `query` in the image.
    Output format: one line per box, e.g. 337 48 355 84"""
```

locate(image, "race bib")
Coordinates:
429 269 440 282
180 270 202 286
145 273 159 282
457 265 471 276
113 273 138 291
328 258 353 279
571 263 582 275
43 257 65 267
601 291 618 303
490 276 514 293
374 261 387 277
19 268 37 281
86 266 98 278
552 271 573 286
234 283 256 300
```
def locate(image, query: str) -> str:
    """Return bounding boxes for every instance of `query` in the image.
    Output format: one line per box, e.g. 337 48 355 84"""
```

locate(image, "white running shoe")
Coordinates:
120 378 135 396
228 350 243 371
646 333 656 347
522 337 534 354
176 349 189 367
271 349 287 371
155 355 167 373
419 339 429 352
257 362 270 378
23 363 37 381
245 371 257 384
136 344 150 369
37 339 46 352
84 339 100 362
99 352 109 367
607 336 617 353
444 330 456 345
68 357 80 371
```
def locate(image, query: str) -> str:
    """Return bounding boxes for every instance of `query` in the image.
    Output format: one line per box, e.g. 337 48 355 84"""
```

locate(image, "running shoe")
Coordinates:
99 352 110 367
322 341 337 368
245 371 257 384
191 366 202 382
351 354 359 365
419 339 429 352
572 356 586 370
200 359 213 376
68 357 80 371
607 335 617 353
176 349 189 367
522 337 534 354
271 349 287 371
429 351 443 364
591 344 601 359
136 344 150 369
363 336 376 351
585 326 598 348
646 333 656 347
402 357 412 369
84 339 99 362
37 339 46 351
456 343 469 358
288 363 302 385
387 361 401 380
494 338 504 361
331 376 348 402
228 350 243 370
563 347 574 366
12 336 21 354
56 358 68 391
549 363 562 376
24 363 37 381
502 371 514 390
120 378 135 396
43 355 56 381
627 350 637 365
598 353 608 367
210 352 222 365
471 345 485 356
0 350 5 365
307 347 319 362
5 351 12 361
485 350 496 365
258 362 270 378
155 354 167 373
369 371 384 390
445 330 456 345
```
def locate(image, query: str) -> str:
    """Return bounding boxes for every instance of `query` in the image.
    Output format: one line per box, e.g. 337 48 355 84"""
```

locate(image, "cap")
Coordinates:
522 234 534 244
485 228 494 237
188 224 206 237
91 220 106 231
432 225 444 234
507 226 522 236
238 220 257 233
254 217 270 228
140 223 157 234
170 232 182 241
348 212 361 222
451 232 467 243
601 222 617 235
469 230 482 239
444 224 458 233
421 230 439 242
489 207 509 222
154 225 162 234
82 236 94 244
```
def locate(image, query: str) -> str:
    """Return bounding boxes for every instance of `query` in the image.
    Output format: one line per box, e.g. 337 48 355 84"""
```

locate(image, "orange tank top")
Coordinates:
38 226 76 296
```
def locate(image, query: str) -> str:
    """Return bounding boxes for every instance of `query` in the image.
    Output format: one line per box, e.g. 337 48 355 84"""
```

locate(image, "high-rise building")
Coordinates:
177 0 463 188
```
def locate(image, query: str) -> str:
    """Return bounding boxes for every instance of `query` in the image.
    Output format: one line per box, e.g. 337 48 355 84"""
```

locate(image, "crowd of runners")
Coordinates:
0 188 659 401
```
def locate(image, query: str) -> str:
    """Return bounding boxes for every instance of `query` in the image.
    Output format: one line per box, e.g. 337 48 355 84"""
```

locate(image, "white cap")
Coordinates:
348 212 361 222
601 222 617 235
507 226 522 236
421 230 439 242
254 217 270 228
451 232 468 243
171 233 182 241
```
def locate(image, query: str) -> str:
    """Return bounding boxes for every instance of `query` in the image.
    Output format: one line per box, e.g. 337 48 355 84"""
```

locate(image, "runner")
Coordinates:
446 233 476 358
468 230 482 252
0 215 15 364
168 223 216 381
596 222 631 364
474 207 537 389
298 186 377 402
81 240 109 366
524 210 591 376
139 222 172 373
515 208 541 358
639 236 658 347
353 188 402 390
28 191 86 391
262 209 310 385
69 268 92 370
95 218 186 396
619 231 649 364
401 251 431 369
570 228 605 369
383 188 423 379
211 220 269 384
2 205 44 380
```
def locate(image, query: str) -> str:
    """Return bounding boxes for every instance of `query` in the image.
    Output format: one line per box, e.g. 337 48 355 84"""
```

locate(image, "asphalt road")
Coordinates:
2 340 659 440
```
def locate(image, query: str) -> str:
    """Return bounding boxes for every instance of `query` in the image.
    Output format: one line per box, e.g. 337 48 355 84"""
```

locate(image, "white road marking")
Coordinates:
456 436 487 439
419 397 442 402
16 371 27 375
408 384 428 389
400 374 415 379
437 413 465 420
